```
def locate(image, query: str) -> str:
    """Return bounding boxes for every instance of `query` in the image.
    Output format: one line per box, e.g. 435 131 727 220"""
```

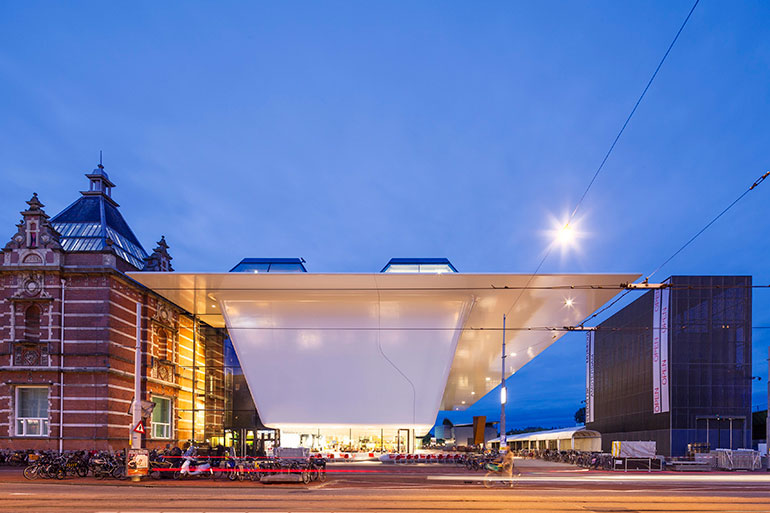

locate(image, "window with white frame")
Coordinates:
16 387 49 436
151 396 171 439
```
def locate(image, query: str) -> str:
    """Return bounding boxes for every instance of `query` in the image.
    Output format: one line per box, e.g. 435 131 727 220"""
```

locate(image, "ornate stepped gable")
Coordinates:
2 193 63 267
143 236 174 272
1 194 62 368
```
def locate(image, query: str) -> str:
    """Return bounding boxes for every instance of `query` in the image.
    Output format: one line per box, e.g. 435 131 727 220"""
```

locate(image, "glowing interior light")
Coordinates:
485 377 491 381
500 387 507 405
564 297 575 308
471 391 476 395
510 352 517 357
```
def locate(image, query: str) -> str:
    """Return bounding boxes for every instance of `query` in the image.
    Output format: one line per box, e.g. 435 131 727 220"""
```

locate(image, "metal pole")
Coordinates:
767 347 769 451
132 302 142 449
706 418 709 449
500 314 507 450
59 278 65 453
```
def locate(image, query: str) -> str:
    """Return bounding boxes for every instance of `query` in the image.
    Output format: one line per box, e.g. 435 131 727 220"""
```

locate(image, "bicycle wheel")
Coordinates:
319 468 327 482
301 470 311 484
112 465 126 480
483 471 495 488
76 465 88 478
23 465 38 480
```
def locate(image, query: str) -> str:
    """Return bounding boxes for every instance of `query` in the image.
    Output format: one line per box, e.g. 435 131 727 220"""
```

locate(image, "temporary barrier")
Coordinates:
274 447 309 459
611 457 663 472
715 449 762 471
611 441 656 458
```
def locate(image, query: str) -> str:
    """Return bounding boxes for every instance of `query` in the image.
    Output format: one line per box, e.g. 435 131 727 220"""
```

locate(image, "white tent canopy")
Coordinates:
490 426 602 452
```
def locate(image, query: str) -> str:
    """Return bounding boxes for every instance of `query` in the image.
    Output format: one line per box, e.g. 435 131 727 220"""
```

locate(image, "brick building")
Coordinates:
0 164 226 451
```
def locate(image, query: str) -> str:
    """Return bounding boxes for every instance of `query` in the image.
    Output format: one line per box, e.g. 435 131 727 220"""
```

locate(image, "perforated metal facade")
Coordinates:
587 276 752 457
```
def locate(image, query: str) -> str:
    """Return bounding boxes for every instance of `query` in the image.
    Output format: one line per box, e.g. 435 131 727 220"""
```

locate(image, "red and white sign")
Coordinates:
652 288 670 414
660 288 670 413
586 331 595 423
133 420 145 434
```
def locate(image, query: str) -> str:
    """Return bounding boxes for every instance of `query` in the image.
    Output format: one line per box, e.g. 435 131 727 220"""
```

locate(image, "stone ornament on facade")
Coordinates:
151 359 175 384
9 272 50 300
13 344 49 367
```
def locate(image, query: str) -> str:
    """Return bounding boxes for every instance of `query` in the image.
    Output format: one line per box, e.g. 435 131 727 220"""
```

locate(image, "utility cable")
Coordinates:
568 0 701 223
505 0 701 320
580 170 770 327
645 170 770 282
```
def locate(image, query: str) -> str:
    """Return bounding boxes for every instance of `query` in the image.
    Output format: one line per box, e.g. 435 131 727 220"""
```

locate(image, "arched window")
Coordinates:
25 305 41 342
158 329 169 361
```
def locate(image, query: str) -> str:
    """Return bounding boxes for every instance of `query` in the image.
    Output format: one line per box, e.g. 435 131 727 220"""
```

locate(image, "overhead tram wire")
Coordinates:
146 283 770 292
579 170 770 328
503 0 702 320
566 0 701 225
212 325 770 332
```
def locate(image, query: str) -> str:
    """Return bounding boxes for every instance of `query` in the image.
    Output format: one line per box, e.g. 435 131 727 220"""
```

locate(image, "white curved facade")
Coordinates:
130 272 639 435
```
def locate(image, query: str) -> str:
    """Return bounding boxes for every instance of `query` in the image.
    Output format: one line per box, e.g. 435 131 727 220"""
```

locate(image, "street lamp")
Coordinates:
557 223 574 245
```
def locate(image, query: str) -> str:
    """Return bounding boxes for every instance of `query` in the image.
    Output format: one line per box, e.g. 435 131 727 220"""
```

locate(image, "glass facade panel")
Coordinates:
232 263 270 273
417 264 455 273
266 263 306 273
381 259 458 274
383 264 420 273
230 259 308 273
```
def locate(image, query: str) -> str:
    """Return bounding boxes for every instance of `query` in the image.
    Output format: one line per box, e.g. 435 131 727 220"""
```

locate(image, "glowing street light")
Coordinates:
546 216 585 254
557 223 574 245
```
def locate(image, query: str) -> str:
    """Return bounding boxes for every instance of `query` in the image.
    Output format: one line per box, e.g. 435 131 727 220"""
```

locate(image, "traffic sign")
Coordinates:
133 420 145 434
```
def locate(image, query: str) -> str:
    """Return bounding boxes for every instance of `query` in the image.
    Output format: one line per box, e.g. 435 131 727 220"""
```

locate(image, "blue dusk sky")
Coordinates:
1 1 769 429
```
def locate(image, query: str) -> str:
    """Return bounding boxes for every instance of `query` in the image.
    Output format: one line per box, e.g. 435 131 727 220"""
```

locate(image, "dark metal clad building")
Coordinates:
586 276 752 457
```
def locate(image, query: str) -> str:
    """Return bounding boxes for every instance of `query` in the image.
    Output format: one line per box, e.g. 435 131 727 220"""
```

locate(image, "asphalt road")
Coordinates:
1 459 769 513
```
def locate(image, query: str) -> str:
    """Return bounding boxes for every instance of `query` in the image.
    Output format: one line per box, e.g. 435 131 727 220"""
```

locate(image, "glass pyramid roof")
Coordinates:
51 173 148 269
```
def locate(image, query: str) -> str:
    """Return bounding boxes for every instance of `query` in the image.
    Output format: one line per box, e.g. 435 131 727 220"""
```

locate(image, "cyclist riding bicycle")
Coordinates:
486 448 515 478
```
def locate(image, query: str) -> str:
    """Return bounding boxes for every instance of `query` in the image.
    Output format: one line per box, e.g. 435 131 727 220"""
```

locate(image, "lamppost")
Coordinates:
500 315 507 450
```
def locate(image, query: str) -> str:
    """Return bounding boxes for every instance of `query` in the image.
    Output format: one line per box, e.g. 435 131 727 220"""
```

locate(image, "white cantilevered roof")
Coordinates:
128 272 639 433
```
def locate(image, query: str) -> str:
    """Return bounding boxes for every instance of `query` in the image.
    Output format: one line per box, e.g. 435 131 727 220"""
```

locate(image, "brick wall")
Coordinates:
0 258 226 451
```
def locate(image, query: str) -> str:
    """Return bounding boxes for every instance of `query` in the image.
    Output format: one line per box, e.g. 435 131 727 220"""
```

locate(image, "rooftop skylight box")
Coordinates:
230 258 307 273
380 258 458 274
